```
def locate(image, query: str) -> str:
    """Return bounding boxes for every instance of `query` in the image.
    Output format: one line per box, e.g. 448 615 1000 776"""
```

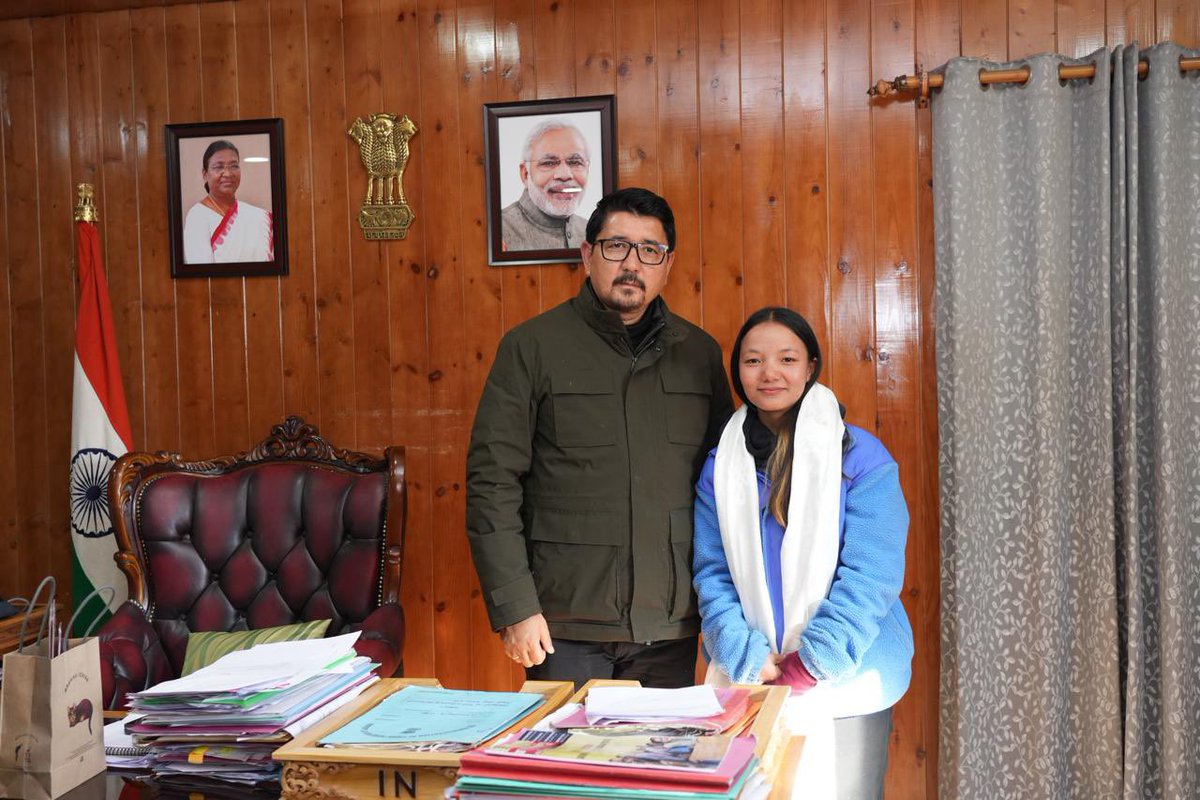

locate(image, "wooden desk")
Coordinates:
273 678 574 800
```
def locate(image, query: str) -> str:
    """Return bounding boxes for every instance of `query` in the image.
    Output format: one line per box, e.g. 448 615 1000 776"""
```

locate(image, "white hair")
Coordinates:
521 119 589 163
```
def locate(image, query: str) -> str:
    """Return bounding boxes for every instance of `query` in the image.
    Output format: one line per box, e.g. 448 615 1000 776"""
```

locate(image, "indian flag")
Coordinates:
69 218 132 634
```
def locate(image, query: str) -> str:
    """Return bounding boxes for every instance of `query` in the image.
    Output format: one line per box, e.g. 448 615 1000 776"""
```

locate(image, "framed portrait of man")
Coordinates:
165 118 288 278
483 95 616 266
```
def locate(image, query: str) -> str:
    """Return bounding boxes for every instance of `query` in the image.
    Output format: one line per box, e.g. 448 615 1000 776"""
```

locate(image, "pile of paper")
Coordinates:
451 686 768 800
122 632 378 793
551 686 754 737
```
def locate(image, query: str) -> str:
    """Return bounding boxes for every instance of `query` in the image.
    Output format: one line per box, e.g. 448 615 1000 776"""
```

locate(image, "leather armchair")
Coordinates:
96 417 406 710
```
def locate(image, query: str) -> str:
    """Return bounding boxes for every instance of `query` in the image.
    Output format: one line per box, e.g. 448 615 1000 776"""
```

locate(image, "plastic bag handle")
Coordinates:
17 575 56 652
65 584 116 638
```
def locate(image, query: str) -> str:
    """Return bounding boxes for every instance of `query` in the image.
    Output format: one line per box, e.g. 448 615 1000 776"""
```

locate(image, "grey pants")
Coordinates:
832 706 893 800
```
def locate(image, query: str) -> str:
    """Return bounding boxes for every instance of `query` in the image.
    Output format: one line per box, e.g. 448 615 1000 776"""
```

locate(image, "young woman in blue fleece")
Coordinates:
693 307 912 799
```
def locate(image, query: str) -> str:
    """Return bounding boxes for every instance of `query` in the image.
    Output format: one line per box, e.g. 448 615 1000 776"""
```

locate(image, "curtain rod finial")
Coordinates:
867 78 897 98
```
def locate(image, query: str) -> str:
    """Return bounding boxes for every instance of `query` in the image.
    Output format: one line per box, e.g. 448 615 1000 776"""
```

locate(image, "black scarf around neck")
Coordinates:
742 407 779 471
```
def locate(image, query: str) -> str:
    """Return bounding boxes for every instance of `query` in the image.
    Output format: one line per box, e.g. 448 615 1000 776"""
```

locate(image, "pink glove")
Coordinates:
770 652 818 695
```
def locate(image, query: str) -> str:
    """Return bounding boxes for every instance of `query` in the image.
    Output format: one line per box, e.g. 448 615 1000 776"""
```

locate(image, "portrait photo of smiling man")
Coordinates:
484 96 616 265
500 119 591 251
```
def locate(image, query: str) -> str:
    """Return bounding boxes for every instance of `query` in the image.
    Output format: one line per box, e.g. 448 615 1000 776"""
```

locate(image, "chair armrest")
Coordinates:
352 602 405 678
96 601 174 711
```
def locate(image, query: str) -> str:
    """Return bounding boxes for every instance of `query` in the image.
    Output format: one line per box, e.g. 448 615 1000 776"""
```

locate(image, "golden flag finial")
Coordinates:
74 183 99 223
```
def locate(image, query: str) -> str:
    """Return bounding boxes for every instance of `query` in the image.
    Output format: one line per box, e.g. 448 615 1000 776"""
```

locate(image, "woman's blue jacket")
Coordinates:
693 423 913 718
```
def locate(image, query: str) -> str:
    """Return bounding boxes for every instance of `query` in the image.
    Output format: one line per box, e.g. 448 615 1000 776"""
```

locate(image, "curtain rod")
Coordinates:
869 55 1200 100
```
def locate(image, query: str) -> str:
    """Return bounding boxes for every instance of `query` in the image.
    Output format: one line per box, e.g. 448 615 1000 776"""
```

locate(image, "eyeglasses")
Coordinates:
593 238 671 266
206 161 241 174
526 156 589 173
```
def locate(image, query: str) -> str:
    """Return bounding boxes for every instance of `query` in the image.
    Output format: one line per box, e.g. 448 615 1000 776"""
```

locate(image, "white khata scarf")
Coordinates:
708 382 844 798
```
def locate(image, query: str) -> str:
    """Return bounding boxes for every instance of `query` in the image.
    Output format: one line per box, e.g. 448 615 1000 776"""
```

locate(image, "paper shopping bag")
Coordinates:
0 580 105 799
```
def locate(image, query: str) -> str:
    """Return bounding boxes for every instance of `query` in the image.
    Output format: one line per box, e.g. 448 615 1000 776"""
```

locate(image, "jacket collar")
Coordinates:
571 279 681 354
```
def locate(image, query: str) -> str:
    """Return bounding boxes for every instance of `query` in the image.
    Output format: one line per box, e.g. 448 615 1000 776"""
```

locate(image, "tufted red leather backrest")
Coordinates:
107 417 405 678
136 464 388 674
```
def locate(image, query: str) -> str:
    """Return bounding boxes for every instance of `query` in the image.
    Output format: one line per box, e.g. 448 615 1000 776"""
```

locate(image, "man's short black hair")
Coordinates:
585 187 676 252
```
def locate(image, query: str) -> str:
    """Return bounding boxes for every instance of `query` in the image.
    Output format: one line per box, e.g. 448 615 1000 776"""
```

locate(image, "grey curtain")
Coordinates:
934 43 1200 800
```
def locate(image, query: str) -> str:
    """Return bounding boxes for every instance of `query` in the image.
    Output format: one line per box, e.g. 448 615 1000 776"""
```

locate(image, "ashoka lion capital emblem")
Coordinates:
348 113 417 240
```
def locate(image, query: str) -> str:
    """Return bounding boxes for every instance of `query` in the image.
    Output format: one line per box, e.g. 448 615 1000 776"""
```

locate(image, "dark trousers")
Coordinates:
832 706 893 800
525 636 699 691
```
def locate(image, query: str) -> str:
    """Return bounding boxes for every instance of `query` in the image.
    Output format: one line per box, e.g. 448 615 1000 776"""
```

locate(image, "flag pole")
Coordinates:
70 182 132 635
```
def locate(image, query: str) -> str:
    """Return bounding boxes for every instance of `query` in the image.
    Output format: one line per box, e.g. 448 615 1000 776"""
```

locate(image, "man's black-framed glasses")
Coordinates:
593 238 671 266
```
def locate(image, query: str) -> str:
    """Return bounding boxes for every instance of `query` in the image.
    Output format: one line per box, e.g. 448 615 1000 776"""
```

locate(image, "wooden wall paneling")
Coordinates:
655 0 701 323
457 0 512 692
495 0 542 333
200 0 251 454
782 0 831 352
825 0 876 432
1107 0 1156 46
962 0 1007 60
0 244 12 586
614 0 659 193
1158 0 1200 47
417 0 471 689
380 0 436 680
534 0 581 312
697 0 743 350
737 0 785 315
1058 0 1107 56
306 0 356 447
270 0 320 423
66 14 100 195
571 0 615 178
1008 0 1056 58
130 7 181 453
534 0 574 100
870 0 927 796
96 10 147 449
562 0 614 312
915 0 959 796
32 15 75 586
0 21 29 590
342 0 393 454
234 0 286 441
164 5 217 458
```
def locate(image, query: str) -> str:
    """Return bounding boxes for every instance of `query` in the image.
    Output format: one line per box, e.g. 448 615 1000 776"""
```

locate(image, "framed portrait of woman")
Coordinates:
483 95 617 266
165 118 288 278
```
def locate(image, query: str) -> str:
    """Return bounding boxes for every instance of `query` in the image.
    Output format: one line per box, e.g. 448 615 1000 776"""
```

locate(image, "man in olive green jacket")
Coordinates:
467 188 733 688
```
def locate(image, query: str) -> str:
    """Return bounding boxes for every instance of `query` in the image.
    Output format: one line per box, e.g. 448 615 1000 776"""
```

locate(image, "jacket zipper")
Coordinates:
624 318 667 634
628 320 666 373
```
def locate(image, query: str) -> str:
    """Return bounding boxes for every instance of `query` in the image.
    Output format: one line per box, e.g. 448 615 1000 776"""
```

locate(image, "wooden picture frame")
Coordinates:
483 95 616 266
165 118 288 278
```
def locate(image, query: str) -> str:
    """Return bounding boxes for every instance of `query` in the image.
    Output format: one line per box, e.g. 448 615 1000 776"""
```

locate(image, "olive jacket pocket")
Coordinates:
528 506 625 624
668 507 698 621
660 368 713 446
551 371 617 448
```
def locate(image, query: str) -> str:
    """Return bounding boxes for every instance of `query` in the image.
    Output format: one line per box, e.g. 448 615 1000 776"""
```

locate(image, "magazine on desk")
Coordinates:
484 729 734 772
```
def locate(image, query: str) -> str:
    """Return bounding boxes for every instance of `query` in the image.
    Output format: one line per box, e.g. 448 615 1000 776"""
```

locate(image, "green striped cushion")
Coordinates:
180 619 332 676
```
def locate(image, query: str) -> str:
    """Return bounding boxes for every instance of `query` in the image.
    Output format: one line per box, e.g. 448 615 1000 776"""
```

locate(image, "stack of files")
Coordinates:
103 714 154 770
551 687 753 737
123 631 378 791
454 728 760 800
317 684 546 752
